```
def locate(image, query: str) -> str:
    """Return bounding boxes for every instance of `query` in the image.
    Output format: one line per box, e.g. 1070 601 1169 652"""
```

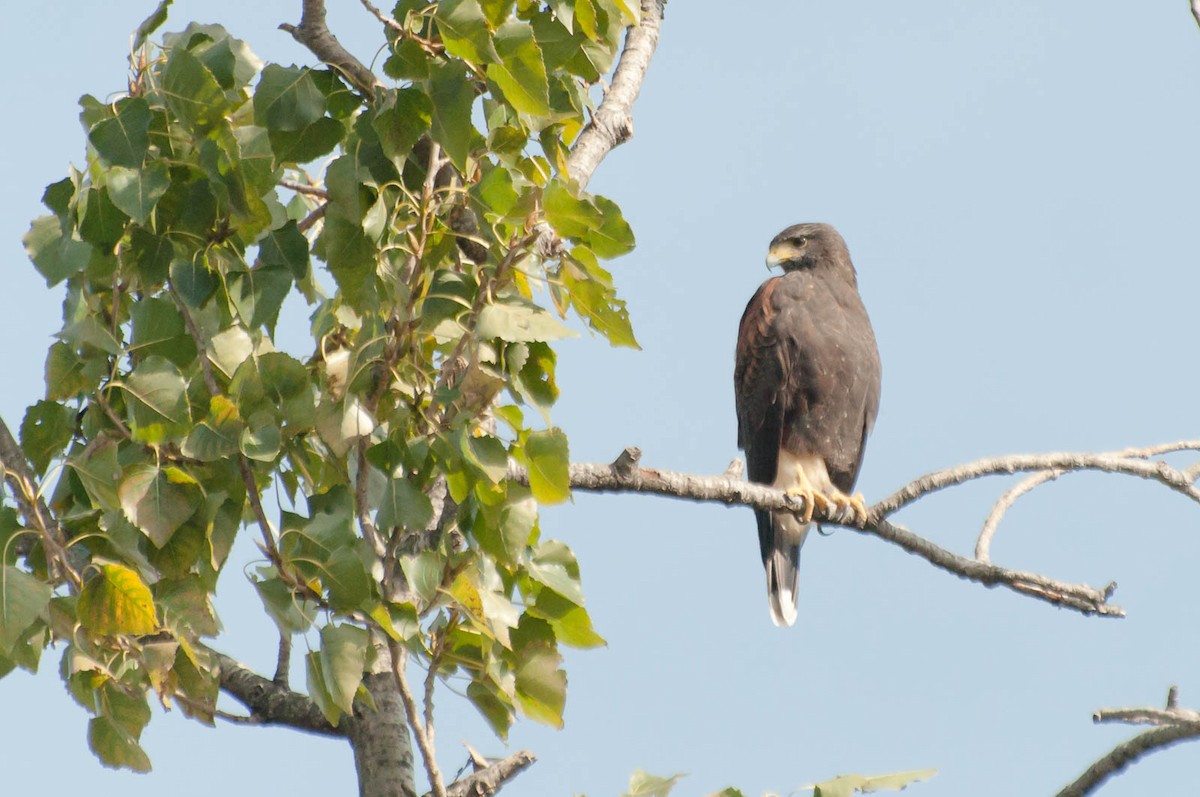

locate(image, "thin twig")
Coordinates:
359 0 405 34
976 469 1063 561
210 649 342 736
0 417 83 588
279 178 331 199
297 203 328 234
388 638 447 797
875 442 1200 516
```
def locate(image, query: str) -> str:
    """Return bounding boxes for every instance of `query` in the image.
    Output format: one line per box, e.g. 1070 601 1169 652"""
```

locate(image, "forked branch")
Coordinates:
1057 687 1200 796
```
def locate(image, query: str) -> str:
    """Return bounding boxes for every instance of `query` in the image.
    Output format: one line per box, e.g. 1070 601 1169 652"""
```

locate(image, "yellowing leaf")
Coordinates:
78 564 158 636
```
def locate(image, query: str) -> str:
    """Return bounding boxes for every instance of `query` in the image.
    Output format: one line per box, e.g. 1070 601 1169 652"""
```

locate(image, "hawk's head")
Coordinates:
766 223 853 278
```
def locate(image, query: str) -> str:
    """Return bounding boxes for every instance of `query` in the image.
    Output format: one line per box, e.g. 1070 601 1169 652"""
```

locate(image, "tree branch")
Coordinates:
1192 0 1200 31
1058 688 1200 796
506 445 1173 617
438 750 536 797
389 638 447 797
211 650 343 737
281 0 383 96
567 0 665 190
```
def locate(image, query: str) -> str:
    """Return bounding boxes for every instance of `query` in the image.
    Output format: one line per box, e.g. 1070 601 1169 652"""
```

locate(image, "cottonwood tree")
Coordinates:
3 2 1197 796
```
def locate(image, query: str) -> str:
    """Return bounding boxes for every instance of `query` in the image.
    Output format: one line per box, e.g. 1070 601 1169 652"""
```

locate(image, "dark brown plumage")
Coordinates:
734 223 881 626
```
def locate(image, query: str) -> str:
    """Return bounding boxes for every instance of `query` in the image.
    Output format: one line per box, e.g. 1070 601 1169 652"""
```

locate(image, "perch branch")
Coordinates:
505 444 1182 617
976 469 1063 561
281 0 383 96
211 650 343 737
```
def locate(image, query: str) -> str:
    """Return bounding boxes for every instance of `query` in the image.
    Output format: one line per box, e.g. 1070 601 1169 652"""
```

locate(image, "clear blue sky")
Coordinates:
3 2 1200 795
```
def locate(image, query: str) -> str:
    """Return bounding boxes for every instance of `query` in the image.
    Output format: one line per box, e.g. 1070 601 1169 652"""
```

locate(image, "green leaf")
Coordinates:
77 564 158 636
19 400 74 476
467 680 514 739
129 296 195 367
0 566 52 654
530 588 604 648
107 163 170 225
126 227 175 287
526 539 584 604
472 163 520 218
259 221 311 281
254 64 327 132
512 618 565 727
480 0 515 28
400 550 445 606
305 651 342 726
121 355 190 443
132 0 173 51
427 61 476 171
182 395 243 461
377 477 434 531
542 179 600 241
161 46 226 130
477 301 577 343
383 39 431 81
88 97 151 168
253 570 314 635
44 342 93 400
23 216 90 287
806 769 938 797
320 215 377 306
506 341 558 419
78 187 130 249
522 428 570 504
588 192 635 258
624 770 684 797
71 440 122 511
488 21 551 117
119 464 203 547
229 265 293 333
373 88 433 163
268 116 345 164
319 623 369 714
87 716 152 772
435 0 499 63
169 255 217 307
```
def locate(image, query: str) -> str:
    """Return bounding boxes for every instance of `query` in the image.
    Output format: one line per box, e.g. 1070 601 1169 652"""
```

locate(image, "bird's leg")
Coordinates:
783 467 829 524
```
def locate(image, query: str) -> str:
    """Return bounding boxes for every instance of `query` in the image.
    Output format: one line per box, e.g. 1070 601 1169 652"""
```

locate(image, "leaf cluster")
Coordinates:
8 0 640 769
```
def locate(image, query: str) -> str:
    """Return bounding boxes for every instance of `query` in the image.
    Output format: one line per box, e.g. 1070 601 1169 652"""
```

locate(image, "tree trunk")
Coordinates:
348 646 416 797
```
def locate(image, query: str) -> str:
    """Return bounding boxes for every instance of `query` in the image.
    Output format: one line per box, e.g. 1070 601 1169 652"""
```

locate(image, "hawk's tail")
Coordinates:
761 511 807 627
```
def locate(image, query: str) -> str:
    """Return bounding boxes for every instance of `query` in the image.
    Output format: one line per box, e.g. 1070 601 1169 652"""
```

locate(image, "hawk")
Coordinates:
734 223 881 627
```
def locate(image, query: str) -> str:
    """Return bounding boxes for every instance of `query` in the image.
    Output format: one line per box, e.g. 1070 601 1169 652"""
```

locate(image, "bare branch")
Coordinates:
211 650 343 737
281 0 382 96
875 443 1200 516
389 638 447 797
273 634 292 687
507 446 1128 617
1193 0 1200 30
567 0 665 190
976 469 1063 561
438 750 536 797
1056 725 1199 797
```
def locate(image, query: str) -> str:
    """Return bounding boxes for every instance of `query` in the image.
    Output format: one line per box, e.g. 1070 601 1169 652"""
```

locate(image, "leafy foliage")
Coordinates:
8 0 640 772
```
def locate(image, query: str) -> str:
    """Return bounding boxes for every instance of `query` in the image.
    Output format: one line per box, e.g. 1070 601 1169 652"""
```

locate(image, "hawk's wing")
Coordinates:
734 277 786 489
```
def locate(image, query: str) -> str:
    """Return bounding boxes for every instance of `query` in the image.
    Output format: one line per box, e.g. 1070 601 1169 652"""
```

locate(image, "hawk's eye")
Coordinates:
793 236 808 247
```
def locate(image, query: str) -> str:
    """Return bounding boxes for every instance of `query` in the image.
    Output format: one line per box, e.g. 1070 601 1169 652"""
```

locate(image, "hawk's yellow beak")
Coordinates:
766 240 802 270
